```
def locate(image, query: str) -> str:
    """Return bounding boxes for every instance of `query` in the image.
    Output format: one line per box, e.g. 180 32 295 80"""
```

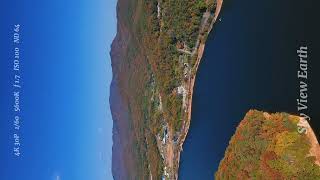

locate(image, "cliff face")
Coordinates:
215 110 320 180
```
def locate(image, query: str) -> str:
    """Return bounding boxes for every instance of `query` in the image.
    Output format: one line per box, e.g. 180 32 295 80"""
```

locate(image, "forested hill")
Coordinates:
215 110 320 180
110 0 220 179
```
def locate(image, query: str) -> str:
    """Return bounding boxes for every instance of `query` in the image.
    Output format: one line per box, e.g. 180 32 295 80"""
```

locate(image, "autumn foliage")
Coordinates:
215 110 320 180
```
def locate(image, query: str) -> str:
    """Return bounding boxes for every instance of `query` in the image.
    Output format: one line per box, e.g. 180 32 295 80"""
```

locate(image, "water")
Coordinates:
179 0 320 179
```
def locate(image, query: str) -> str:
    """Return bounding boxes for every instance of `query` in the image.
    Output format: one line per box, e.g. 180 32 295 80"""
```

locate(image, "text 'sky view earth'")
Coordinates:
109 0 320 179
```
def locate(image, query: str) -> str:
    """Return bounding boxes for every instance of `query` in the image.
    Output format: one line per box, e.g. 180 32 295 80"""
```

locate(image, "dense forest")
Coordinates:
215 110 320 180
111 0 217 179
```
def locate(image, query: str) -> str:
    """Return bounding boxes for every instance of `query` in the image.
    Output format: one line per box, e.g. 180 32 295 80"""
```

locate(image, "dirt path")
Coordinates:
167 129 174 169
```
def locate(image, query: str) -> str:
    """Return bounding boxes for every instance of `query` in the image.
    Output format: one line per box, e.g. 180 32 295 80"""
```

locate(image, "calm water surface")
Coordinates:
179 0 320 179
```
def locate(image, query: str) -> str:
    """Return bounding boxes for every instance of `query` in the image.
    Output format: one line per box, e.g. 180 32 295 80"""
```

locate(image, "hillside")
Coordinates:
215 110 320 180
110 0 222 179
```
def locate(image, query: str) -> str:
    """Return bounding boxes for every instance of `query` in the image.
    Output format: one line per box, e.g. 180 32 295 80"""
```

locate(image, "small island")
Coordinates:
215 110 320 180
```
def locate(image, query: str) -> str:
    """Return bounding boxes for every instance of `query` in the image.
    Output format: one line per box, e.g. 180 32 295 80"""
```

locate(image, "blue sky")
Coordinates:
1 0 117 179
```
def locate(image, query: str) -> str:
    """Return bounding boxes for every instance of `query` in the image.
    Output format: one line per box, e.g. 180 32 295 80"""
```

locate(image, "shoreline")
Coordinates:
174 0 224 178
